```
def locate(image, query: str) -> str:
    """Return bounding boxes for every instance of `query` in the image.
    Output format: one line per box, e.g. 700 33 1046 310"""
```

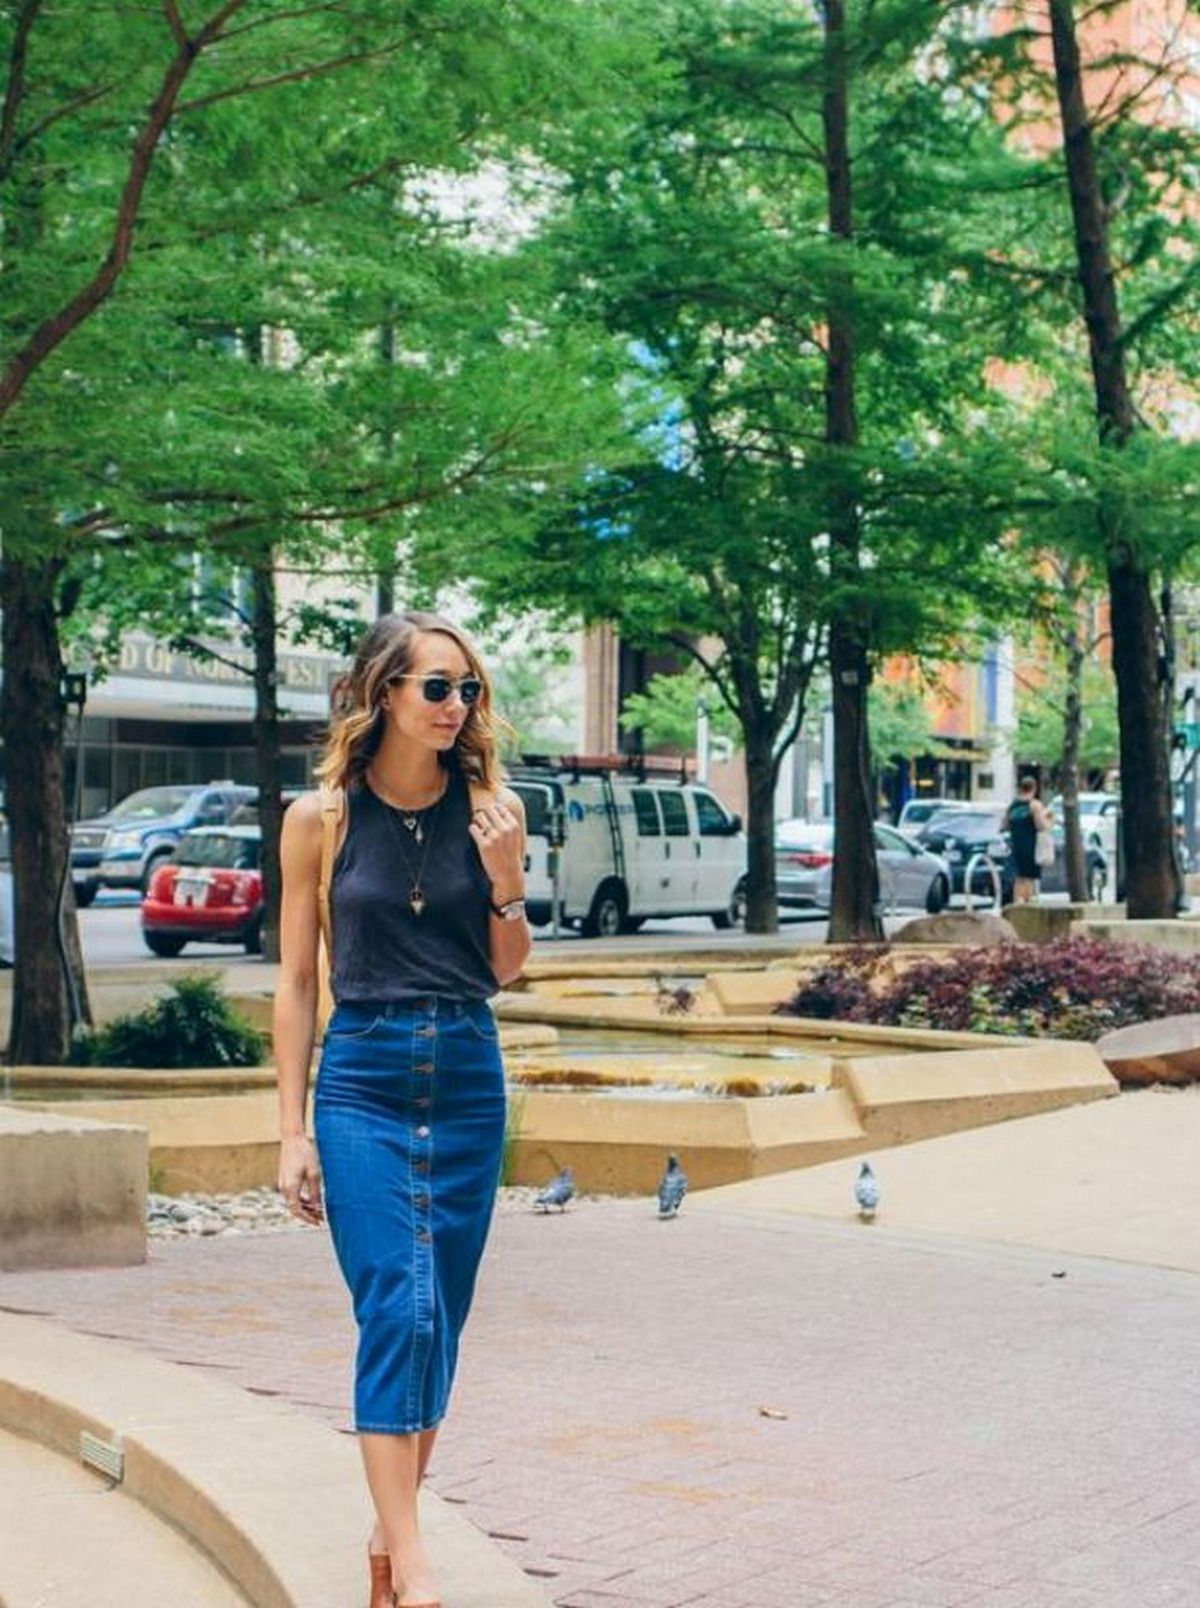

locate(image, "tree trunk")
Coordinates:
822 0 882 944
1048 0 1180 918
1060 595 1088 902
251 557 285 963
828 628 882 940
1 553 91 1063
741 721 780 934
1108 559 1180 912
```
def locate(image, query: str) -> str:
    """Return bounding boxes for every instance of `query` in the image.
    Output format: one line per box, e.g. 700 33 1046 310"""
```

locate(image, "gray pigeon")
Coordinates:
657 1154 688 1219
535 1167 575 1213
854 1160 879 1221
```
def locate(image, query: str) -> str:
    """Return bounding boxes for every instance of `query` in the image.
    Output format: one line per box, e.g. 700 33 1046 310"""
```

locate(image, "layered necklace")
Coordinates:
369 768 449 917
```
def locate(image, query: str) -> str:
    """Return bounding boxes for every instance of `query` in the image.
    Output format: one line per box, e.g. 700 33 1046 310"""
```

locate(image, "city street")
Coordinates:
74 893 998 969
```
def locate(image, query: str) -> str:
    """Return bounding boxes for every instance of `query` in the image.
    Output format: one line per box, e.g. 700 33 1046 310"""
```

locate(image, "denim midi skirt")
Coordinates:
314 996 506 1435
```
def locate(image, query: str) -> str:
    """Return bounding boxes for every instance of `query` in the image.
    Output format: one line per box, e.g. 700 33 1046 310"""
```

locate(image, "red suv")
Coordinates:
141 826 263 957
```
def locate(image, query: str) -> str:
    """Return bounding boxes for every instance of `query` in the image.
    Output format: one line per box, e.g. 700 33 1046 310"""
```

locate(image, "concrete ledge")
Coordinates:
1001 902 1086 942
1070 918 1200 952
700 970 801 1015
0 1310 549 1608
496 992 1038 1051
509 1086 867 1194
833 1041 1117 1147
0 1106 147 1270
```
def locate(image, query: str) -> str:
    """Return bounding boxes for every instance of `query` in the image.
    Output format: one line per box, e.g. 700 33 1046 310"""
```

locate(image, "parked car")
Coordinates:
140 825 264 956
775 820 952 913
72 782 257 903
896 797 975 838
1047 792 1119 849
917 807 1108 903
507 759 746 934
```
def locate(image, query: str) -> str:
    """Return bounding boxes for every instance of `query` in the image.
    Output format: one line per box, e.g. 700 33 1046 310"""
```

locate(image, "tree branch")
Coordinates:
174 33 425 116
162 0 190 51
0 1 248 420
1120 261 1200 352
170 632 252 678
2 80 126 183
216 1 351 41
0 0 42 173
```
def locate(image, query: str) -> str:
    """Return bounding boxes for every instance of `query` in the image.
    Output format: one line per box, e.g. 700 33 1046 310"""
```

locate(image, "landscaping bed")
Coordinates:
776 937 1200 1046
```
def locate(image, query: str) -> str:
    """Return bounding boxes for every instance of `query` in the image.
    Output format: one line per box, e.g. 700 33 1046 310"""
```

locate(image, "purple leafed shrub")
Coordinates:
777 938 1200 1040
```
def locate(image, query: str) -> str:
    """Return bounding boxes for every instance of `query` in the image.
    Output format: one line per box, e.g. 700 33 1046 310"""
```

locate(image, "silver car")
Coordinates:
776 820 951 913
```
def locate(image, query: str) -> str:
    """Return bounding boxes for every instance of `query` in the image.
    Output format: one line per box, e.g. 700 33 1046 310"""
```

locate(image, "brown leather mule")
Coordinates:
368 1545 394 1608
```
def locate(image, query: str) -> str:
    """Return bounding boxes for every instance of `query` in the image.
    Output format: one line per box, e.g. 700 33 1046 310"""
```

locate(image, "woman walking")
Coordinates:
1004 775 1052 905
274 610 530 1608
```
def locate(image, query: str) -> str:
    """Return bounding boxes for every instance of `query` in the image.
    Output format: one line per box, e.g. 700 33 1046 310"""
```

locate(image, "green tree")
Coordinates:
963 1 1200 916
1017 661 1119 783
478 0 1025 932
486 641 577 760
0 0 642 1058
619 665 740 755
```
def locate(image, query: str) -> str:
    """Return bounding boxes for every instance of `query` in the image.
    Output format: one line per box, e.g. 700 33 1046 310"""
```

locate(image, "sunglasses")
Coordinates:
389 673 483 706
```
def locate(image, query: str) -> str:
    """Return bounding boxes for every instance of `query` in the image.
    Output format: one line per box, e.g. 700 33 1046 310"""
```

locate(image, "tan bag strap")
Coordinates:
316 785 345 957
467 778 495 818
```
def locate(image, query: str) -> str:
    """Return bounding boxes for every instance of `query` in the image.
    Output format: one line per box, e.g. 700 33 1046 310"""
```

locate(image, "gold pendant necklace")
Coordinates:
371 772 447 917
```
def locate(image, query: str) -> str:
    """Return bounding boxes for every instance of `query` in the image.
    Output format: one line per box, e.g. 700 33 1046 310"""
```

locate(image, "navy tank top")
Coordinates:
330 765 496 1002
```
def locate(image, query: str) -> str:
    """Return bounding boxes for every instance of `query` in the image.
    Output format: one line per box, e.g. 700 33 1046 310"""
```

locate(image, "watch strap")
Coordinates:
490 896 526 919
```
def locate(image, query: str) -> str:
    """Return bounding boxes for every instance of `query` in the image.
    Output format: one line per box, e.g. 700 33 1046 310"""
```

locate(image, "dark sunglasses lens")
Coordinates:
421 677 452 703
460 679 482 705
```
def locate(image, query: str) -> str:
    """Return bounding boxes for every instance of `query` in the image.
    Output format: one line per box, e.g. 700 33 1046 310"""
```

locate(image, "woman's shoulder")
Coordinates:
465 776 525 817
282 787 343 840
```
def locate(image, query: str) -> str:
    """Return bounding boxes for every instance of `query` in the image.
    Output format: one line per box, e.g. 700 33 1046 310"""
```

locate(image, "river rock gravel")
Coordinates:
147 1184 605 1238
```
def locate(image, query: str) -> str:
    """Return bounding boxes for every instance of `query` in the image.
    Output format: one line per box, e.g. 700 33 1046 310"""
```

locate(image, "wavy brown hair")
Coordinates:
315 611 505 793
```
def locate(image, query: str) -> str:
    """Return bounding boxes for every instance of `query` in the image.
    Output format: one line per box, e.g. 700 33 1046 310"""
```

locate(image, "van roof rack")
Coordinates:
514 753 693 784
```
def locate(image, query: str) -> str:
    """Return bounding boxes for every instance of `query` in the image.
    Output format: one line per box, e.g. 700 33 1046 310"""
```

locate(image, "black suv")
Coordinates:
917 808 1108 904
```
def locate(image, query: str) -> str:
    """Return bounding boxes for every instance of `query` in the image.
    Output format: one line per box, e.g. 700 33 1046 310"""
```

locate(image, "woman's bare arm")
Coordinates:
471 786 531 988
274 791 325 1222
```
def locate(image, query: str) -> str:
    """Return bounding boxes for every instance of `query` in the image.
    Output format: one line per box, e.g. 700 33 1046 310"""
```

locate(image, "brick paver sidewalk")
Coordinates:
3 1201 1199 1608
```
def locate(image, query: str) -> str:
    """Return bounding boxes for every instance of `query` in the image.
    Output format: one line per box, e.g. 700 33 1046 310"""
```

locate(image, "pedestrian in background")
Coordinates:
274 609 530 1608
1004 776 1052 904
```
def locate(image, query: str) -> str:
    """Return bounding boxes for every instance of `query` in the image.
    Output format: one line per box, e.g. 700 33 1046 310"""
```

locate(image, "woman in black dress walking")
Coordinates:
274 611 530 1608
1004 775 1052 904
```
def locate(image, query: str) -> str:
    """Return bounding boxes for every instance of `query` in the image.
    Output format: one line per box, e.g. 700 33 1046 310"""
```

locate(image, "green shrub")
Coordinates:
72 975 268 1068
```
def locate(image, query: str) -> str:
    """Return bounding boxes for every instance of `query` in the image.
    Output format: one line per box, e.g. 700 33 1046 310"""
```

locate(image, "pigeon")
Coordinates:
854 1160 879 1221
535 1167 575 1213
657 1153 688 1219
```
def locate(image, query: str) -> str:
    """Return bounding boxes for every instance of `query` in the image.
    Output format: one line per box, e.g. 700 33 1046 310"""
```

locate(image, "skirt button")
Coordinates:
416 1125 430 1139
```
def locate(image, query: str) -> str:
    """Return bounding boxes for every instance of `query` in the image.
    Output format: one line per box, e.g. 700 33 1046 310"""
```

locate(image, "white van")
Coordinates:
507 758 747 936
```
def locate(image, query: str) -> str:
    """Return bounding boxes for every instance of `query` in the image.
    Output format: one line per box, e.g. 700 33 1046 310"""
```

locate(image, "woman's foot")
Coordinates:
392 1541 440 1607
369 1528 439 1607
367 1537 394 1608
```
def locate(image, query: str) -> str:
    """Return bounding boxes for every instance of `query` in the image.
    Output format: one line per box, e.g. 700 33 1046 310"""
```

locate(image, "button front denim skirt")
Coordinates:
314 997 506 1434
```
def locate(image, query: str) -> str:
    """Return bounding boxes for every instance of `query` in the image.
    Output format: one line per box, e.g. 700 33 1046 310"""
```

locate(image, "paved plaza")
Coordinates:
3 1091 1200 1608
